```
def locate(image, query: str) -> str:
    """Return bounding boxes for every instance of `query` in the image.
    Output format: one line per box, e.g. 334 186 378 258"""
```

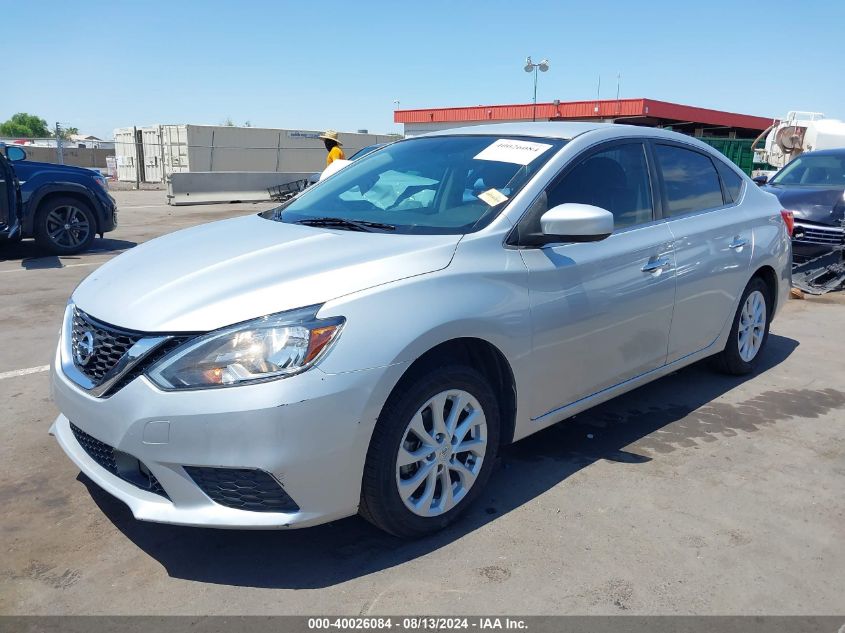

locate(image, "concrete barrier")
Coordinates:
167 171 312 205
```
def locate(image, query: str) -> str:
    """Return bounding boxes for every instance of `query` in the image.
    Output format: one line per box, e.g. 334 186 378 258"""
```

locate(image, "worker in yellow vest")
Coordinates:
319 130 346 166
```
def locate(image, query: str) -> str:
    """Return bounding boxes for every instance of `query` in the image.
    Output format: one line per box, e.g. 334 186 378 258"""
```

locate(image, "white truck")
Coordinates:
753 111 845 177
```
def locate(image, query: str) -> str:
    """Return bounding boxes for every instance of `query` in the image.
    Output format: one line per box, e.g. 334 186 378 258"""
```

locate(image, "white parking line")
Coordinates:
0 365 50 380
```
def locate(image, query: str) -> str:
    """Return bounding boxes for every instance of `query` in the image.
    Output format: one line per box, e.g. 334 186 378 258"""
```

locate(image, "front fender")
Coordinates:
317 234 534 439
22 182 101 234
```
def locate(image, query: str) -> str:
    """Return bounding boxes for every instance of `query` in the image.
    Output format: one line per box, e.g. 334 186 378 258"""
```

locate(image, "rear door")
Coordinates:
651 141 753 362
518 140 677 419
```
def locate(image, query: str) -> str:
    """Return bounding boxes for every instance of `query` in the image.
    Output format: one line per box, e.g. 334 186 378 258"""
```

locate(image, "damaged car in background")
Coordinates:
757 148 845 294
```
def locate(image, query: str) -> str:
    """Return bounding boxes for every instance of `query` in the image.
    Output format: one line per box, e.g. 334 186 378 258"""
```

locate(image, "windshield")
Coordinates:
769 153 845 187
262 135 566 234
349 144 385 160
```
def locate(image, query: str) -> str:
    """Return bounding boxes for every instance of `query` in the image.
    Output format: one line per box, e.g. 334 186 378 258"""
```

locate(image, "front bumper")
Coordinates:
50 342 404 529
98 193 118 233
792 221 844 261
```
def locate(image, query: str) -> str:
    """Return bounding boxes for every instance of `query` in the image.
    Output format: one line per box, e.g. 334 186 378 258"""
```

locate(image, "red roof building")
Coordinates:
395 98 773 139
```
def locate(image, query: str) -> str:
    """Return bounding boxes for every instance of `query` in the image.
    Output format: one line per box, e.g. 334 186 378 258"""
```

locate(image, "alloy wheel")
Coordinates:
738 289 767 362
395 389 488 517
45 205 91 249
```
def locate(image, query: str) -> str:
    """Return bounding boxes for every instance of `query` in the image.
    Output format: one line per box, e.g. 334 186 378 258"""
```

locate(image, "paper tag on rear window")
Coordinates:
477 188 509 206
474 138 553 165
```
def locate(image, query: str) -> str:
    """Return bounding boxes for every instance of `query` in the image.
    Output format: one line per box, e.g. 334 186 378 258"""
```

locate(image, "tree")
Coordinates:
222 117 235 127
58 126 79 140
0 112 51 138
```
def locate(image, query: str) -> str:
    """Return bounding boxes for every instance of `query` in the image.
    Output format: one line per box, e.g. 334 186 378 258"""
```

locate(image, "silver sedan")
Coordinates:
51 122 792 537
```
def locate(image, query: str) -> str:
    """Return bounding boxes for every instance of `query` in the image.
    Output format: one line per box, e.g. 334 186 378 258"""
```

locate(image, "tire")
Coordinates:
710 277 772 375
360 365 500 538
34 196 97 255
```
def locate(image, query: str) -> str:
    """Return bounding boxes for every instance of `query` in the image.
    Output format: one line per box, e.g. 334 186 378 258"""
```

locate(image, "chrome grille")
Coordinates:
794 222 845 247
71 308 142 384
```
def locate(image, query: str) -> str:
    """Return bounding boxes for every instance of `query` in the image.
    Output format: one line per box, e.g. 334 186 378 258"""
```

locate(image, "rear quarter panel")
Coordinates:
747 186 792 317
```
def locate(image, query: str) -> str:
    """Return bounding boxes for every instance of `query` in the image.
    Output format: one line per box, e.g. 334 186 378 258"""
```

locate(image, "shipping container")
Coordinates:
114 124 397 182
113 127 139 182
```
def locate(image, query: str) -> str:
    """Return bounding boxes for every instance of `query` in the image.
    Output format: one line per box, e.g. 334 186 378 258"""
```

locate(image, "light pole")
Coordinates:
393 100 401 134
524 57 549 122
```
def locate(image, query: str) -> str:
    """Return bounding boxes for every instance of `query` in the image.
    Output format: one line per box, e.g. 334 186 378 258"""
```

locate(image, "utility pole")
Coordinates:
523 57 550 122
55 122 64 165
133 126 140 190
594 75 601 114
615 72 623 116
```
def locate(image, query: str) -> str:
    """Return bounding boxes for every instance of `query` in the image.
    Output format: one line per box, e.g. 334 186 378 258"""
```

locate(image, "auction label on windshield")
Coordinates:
478 188 509 206
474 138 553 165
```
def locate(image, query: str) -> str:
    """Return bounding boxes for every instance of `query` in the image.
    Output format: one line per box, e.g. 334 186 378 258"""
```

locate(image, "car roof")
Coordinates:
417 121 749 177
420 121 710 144
422 121 605 140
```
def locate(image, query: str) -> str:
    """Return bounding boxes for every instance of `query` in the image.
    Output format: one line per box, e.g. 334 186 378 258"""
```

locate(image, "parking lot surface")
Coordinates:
1 190 843 615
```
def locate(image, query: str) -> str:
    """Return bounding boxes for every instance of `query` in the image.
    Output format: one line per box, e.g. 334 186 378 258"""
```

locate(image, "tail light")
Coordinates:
780 210 794 237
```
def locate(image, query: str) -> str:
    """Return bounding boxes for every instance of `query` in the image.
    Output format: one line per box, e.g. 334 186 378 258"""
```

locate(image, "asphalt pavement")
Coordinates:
1 190 843 615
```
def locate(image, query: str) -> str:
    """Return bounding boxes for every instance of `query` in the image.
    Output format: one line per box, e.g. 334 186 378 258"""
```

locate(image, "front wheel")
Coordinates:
711 277 772 375
34 197 96 255
360 365 500 538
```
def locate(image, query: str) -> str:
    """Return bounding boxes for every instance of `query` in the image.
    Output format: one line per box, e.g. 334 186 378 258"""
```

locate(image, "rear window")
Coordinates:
655 144 724 216
715 160 743 203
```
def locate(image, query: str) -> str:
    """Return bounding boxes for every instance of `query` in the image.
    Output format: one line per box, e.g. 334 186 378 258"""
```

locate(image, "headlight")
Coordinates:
92 174 109 191
146 306 344 390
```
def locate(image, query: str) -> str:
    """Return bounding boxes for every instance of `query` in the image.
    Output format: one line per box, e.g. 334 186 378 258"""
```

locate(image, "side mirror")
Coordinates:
6 146 26 162
752 175 768 186
539 203 614 243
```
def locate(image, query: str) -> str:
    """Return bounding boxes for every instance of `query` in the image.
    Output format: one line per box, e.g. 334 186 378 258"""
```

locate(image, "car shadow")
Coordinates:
0 237 137 267
80 334 820 590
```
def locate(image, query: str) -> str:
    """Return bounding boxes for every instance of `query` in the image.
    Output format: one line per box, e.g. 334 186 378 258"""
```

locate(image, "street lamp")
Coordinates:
524 56 550 122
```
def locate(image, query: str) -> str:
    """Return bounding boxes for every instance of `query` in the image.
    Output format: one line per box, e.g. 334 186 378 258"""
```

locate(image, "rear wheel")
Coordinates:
34 197 96 255
711 277 772 375
360 365 499 538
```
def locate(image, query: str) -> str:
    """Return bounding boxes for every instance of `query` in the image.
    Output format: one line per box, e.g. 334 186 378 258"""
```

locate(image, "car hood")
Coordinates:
762 184 845 225
12 159 99 179
72 214 461 332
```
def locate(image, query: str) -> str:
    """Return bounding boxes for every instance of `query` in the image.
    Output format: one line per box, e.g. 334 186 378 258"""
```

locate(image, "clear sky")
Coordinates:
2 0 843 139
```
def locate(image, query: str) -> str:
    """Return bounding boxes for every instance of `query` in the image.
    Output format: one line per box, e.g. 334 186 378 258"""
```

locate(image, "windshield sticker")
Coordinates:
477 188 509 206
474 139 553 165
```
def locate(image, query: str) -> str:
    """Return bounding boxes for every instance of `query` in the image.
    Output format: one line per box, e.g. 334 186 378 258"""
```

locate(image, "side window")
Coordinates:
714 159 743 203
654 144 724 215
546 143 654 229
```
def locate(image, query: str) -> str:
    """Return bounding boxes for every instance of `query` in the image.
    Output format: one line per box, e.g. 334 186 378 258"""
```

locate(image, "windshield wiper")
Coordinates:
294 217 396 232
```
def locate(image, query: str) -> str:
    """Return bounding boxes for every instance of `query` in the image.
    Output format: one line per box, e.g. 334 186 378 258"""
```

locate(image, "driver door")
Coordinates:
0 151 22 240
517 141 677 420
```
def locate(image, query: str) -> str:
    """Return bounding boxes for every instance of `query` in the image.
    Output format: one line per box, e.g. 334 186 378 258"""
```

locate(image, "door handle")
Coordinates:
729 236 749 250
642 257 671 273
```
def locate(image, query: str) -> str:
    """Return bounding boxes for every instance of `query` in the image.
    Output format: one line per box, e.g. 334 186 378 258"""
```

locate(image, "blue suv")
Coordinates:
0 145 117 254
